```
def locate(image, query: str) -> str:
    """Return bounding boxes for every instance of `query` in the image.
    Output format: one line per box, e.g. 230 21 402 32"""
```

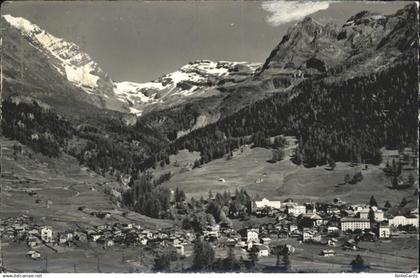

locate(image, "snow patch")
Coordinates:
3 14 100 93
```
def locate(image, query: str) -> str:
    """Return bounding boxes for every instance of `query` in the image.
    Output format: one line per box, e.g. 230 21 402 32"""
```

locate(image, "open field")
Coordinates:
0 241 157 273
249 235 418 273
163 144 417 208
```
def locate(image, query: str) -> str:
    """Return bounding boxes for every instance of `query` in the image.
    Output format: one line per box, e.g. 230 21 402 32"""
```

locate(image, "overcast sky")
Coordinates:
2 1 409 82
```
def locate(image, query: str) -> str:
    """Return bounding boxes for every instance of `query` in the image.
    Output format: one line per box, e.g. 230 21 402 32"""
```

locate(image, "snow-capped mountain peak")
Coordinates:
3 14 102 94
2 14 261 116
114 60 261 115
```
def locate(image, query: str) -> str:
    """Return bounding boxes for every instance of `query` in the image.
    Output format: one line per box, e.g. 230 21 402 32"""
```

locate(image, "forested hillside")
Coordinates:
169 51 417 167
1 4 418 181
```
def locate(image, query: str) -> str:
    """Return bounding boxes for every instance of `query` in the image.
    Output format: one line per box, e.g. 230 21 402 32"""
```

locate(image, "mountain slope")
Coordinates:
2 14 262 117
259 4 418 78
1 14 129 114
113 60 260 115
140 4 419 142
1 4 418 178
165 3 418 166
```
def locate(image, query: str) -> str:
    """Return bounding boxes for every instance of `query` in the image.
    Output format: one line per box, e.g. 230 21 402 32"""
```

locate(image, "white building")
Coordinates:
261 237 271 245
250 245 269 257
174 244 184 256
341 218 371 231
255 198 281 209
247 229 259 243
327 227 340 235
359 207 385 221
389 215 419 227
378 224 390 238
287 205 306 216
321 250 335 257
26 250 41 260
40 226 53 243
302 229 321 242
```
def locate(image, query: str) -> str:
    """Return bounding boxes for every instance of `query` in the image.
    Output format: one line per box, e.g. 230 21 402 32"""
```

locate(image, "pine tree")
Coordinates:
399 197 408 208
192 239 215 271
282 253 290 271
369 195 378 207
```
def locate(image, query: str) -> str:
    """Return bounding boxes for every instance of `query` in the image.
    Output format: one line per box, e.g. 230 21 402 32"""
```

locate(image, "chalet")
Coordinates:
287 205 306 216
260 237 271 245
58 233 68 245
40 226 53 243
327 238 338 246
255 198 281 209
174 244 185 256
86 229 97 236
285 244 295 254
3 228 14 240
157 233 169 240
95 212 111 219
204 233 219 242
90 233 102 242
302 229 321 243
249 245 269 257
226 238 236 247
27 235 42 248
203 226 220 240
12 223 28 232
320 250 335 257
98 238 114 248
343 239 358 250
113 230 123 237
65 232 73 241
141 230 153 239
235 241 247 248
326 207 340 215
289 224 298 233
341 218 371 232
378 223 390 239
26 250 41 260
121 223 133 230
327 226 340 236
246 228 259 243
96 224 108 231
298 214 323 228
304 203 317 214
74 232 87 242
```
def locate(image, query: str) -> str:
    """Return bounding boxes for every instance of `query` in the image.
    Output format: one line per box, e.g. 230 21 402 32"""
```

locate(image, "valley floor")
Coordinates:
0 136 418 273
162 143 417 208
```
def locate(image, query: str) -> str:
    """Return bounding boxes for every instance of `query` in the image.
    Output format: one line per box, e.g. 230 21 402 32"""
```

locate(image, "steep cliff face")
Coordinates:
1 15 128 114
259 4 418 78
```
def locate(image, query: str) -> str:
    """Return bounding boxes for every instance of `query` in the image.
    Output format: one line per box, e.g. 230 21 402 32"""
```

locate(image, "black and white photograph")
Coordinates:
0 0 418 275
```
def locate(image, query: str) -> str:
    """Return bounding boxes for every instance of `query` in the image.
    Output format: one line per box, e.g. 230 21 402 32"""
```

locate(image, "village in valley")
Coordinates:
0 1 419 275
0 188 418 272
0 133 418 273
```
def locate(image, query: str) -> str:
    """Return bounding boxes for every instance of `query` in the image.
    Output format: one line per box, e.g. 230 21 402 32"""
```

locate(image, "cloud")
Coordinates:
261 1 331 26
